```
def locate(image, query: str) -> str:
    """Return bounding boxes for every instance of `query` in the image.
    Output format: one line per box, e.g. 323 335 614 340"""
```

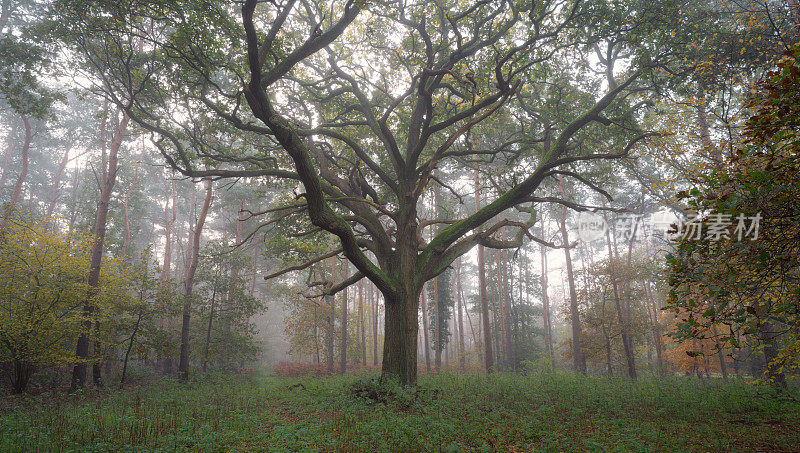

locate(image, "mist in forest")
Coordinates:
1 0 799 450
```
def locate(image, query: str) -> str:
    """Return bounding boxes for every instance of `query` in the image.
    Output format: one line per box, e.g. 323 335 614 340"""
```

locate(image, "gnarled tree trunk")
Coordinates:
381 287 420 385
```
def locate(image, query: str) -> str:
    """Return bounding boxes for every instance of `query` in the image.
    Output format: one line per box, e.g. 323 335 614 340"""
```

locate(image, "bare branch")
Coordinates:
263 248 344 281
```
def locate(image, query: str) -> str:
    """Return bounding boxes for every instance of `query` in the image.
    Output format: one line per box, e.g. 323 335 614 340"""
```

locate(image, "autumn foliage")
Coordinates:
666 45 800 386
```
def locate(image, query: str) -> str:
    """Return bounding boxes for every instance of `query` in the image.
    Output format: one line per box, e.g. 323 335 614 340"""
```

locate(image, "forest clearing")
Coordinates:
2 0 800 450
2 371 799 452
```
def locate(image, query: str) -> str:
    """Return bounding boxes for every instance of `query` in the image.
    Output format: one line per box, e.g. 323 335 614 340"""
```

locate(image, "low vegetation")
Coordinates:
1 371 798 452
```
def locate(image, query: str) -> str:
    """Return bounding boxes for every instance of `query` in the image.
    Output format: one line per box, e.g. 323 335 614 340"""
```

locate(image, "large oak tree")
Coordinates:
52 0 684 384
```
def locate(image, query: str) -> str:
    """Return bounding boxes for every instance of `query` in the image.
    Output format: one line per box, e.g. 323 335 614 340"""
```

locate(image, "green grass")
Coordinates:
1 371 798 452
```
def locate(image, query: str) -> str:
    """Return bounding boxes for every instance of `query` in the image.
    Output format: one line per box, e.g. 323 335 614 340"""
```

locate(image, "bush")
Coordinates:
348 377 414 408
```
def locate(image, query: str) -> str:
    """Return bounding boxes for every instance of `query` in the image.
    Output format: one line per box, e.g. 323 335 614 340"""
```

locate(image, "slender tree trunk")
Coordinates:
558 178 585 374
644 280 665 375
495 245 506 369
604 328 613 375
455 258 466 371
603 224 637 379
0 124 16 199
430 185 443 373
478 243 493 372
45 148 70 220
1 116 30 230
326 290 335 374
433 274 441 373
372 281 378 366
159 179 176 374
340 260 348 374
121 142 143 259
601 201 637 379
500 227 512 368
67 161 81 238
178 177 213 382
710 323 728 379
758 318 786 388
540 236 555 368
359 279 366 366
120 312 143 389
696 87 721 164
475 169 493 372
161 179 176 282
451 292 458 370
444 322 450 370
313 305 320 364
421 284 431 373
72 106 128 391
203 272 220 372
600 291 613 375
457 261 477 348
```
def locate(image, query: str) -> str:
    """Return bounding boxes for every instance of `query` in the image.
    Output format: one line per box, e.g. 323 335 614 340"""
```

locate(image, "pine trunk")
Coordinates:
178 177 213 381
72 106 128 391
340 260 348 374
359 280 367 366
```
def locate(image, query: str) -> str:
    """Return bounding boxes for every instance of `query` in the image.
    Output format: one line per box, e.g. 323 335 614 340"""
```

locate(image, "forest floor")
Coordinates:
0 370 798 452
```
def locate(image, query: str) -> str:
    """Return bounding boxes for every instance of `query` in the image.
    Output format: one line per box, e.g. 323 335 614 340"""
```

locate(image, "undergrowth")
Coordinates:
0 371 798 452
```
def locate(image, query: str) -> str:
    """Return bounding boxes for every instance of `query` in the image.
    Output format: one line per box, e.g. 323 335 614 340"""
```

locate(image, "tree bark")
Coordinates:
72 106 128 391
11 360 35 394
381 288 420 385
178 177 213 382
